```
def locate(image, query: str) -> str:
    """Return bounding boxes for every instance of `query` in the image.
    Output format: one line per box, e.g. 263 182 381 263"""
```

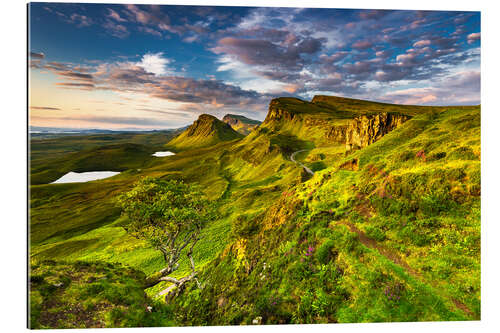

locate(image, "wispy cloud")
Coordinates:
30 106 61 110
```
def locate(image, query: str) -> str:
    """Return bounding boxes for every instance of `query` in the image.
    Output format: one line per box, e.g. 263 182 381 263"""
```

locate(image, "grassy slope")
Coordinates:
171 106 480 325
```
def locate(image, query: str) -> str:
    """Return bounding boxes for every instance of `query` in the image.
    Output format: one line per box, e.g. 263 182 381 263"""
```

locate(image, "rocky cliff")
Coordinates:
261 97 410 151
345 113 410 151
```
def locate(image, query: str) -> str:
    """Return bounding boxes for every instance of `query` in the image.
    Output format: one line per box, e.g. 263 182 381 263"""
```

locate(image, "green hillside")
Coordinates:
166 114 244 150
29 95 480 327
171 104 480 324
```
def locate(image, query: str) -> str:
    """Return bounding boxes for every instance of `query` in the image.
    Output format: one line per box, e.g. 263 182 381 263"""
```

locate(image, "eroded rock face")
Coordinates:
263 98 411 151
264 103 296 125
345 113 410 151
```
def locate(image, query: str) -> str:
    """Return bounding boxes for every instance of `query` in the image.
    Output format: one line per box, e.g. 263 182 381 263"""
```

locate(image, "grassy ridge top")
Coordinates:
268 96 478 120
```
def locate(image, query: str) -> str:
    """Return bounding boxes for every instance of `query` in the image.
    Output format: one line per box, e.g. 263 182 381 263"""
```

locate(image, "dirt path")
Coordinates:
334 220 475 318
290 149 314 176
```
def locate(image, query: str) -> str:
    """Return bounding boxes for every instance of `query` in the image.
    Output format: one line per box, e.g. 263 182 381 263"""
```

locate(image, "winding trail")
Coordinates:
290 149 315 176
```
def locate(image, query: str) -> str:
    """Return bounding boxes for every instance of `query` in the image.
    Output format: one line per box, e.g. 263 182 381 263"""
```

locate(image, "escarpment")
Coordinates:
345 113 410 151
262 97 411 151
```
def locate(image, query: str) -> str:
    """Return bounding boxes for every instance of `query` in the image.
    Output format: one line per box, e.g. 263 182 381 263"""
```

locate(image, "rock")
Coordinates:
345 113 410 151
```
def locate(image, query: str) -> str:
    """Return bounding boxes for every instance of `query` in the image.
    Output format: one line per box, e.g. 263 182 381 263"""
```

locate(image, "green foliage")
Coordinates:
118 177 215 253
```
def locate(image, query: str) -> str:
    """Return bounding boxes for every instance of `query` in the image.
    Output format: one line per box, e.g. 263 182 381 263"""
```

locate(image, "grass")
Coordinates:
29 97 480 327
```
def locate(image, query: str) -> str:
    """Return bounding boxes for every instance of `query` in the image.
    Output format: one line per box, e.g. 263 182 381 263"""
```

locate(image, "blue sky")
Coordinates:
29 3 480 129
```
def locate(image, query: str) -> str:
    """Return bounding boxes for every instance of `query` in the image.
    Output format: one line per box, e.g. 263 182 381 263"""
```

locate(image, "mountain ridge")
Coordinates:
166 114 244 150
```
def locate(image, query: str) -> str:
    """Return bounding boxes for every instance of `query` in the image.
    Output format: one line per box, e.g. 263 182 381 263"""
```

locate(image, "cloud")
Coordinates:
467 32 480 44
136 52 171 76
55 82 95 89
38 115 183 127
352 40 372 50
319 51 349 63
380 70 480 105
30 52 45 59
107 8 127 22
136 108 192 118
102 20 129 39
69 13 93 27
413 39 431 47
359 10 391 20
138 26 162 38
29 106 61 110
58 71 94 81
212 36 323 70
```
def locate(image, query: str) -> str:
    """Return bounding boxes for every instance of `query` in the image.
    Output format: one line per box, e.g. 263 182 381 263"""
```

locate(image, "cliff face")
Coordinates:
261 97 411 151
262 99 300 125
345 113 410 151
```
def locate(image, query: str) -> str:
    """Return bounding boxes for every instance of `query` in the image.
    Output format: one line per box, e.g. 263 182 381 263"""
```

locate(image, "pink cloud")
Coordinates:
467 32 480 44
413 39 431 47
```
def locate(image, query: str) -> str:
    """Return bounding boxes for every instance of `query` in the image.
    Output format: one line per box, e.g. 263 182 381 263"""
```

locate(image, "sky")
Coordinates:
28 2 480 130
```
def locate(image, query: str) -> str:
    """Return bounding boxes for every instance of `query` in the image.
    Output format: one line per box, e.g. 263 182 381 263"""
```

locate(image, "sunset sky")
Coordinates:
28 3 480 130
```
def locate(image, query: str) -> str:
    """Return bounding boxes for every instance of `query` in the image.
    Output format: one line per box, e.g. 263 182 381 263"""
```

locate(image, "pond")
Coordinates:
51 171 121 184
152 151 175 157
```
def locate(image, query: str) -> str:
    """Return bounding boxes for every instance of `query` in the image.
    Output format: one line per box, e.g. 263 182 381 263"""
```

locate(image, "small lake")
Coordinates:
51 171 121 184
152 151 175 157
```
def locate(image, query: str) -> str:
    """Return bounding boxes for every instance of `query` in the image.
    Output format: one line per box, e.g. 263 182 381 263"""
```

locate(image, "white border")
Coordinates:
2 1 499 332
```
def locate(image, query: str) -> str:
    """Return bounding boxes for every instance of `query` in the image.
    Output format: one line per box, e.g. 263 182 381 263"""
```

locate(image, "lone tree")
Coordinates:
118 177 215 297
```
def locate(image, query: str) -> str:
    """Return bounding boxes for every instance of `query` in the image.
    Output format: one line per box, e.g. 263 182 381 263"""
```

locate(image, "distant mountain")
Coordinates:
29 126 117 134
29 126 186 133
166 114 243 150
222 114 261 135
